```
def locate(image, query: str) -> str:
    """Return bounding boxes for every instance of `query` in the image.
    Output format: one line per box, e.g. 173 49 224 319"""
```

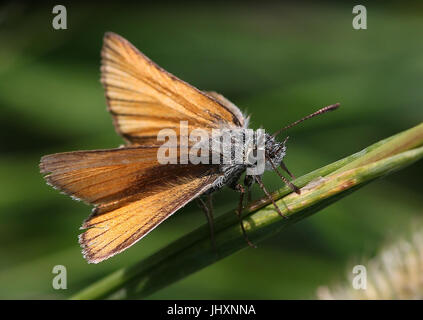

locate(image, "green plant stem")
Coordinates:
71 122 423 300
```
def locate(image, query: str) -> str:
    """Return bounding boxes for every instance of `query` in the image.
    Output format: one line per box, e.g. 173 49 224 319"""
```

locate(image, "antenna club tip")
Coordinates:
272 102 341 137
328 103 341 110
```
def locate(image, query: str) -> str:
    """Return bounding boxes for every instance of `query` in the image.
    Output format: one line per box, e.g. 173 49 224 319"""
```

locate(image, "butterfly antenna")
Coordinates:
272 103 340 138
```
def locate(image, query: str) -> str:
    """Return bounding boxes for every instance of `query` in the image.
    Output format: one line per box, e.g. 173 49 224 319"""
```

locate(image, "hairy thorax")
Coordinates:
206 130 287 193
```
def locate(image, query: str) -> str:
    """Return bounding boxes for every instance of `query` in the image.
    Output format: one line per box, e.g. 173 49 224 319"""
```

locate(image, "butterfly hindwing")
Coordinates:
79 171 218 263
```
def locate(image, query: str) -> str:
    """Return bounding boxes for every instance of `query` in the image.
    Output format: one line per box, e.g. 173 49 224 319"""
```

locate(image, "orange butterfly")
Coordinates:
40 32 339 263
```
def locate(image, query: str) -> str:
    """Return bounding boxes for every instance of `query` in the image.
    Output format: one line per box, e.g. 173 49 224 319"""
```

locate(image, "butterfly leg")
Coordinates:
254 175 288 219
244 175 254 203
197 195 217 253
233 183 257 248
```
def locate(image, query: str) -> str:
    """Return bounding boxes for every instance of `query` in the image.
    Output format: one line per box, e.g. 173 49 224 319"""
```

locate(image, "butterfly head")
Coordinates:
264 134 288 171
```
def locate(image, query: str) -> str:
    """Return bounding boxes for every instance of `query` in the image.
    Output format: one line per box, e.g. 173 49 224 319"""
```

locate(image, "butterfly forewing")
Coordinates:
101 32 244 145
41 147 163 204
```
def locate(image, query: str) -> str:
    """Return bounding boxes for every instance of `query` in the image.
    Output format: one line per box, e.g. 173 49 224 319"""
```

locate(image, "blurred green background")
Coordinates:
0 1 422 299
